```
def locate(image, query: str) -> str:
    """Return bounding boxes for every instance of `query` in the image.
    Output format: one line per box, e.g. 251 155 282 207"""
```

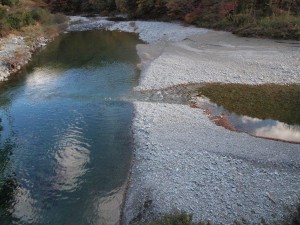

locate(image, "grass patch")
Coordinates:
197 84 300 126
187 1 300 40
145 212 210 225
193 13 300 40
235 15 300 39
145 208 300 225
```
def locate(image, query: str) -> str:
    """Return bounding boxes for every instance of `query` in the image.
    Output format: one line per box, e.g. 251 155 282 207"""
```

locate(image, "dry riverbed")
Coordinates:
2 17 300 224
98 19 299 225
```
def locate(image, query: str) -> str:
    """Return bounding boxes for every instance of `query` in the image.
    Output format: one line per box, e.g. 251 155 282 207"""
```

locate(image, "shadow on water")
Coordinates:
0 30 142 225
0 132 17 225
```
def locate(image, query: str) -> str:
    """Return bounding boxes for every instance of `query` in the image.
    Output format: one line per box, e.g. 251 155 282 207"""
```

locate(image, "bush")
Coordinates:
6 13 22 29
235 15 300 40
226 13 255 27
0 0 67 38
258 14 300 29
31 8 53 25
0 0 18 7
136 0 154 16
24 12 35 25
147 213 194 225
145 212 213 225
5 10 36 30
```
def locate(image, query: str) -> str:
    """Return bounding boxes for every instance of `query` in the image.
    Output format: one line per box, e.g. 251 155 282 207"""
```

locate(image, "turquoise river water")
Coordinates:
0 30 142 225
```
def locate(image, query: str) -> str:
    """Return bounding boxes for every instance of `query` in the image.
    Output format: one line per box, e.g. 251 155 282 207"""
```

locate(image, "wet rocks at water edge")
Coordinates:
0 35 51 82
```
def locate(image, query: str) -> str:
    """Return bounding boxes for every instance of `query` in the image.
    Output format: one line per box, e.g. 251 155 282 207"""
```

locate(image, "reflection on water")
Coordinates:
197 83 300 126
238 116 300 143
0 30 142 224
10 186 38 224
54 122 90 192
197 96 300 143
90 187 126 225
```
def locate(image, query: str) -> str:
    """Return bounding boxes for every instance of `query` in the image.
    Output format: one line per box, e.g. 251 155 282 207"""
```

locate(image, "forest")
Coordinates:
1 0 299 39
48 0 300 39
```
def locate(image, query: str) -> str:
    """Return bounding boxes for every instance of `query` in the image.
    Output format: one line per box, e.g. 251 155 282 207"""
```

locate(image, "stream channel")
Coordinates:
0 28 299 225
0 30 142 225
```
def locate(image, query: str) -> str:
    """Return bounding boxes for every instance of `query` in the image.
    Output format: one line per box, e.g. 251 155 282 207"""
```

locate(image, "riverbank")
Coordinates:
0 34 51 81
1 16 299 224
0 0 68 82
127 33 300 225
68 17 300 224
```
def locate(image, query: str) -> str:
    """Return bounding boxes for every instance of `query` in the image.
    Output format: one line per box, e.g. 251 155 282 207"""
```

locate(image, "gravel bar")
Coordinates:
14 17 300 224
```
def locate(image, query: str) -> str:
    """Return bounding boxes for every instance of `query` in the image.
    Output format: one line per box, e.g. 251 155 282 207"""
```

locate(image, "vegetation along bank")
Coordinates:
48 0 300 40
0 0 67 81
1 0 299 81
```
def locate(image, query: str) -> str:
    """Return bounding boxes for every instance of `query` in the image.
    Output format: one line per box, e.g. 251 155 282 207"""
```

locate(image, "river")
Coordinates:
0 30 142 225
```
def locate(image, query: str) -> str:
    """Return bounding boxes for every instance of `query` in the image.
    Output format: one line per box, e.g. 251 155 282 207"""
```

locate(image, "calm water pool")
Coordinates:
197 84 300 143
0 30 142 225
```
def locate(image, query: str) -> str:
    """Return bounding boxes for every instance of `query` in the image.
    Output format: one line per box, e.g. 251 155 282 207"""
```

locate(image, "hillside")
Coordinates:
0 0 67 38
0 0 68 81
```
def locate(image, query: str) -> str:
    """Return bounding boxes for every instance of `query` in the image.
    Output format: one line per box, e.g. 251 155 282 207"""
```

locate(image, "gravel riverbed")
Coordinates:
106 19 300 224
2 17 300 224
124 102 300 224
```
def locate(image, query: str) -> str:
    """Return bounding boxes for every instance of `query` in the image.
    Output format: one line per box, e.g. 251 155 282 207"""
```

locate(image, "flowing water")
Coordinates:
0 30 142 225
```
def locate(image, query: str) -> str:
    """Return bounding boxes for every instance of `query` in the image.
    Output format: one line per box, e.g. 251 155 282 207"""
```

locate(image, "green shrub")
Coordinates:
0 6 7 19
258 15 300 29
31 8 53 25
229 13 255 26
145 212 213 225
24 12 35 25
5 10 36 30
1 0 15 7
147 213 194 225
6 13 22 29
242 15 300 39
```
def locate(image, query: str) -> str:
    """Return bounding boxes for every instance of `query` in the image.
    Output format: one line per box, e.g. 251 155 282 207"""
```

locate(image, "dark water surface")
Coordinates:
0 30 142 225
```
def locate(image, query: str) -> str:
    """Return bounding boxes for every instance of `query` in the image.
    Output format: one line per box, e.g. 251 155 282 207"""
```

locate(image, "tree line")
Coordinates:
44 0 300 39
46 0 299 19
